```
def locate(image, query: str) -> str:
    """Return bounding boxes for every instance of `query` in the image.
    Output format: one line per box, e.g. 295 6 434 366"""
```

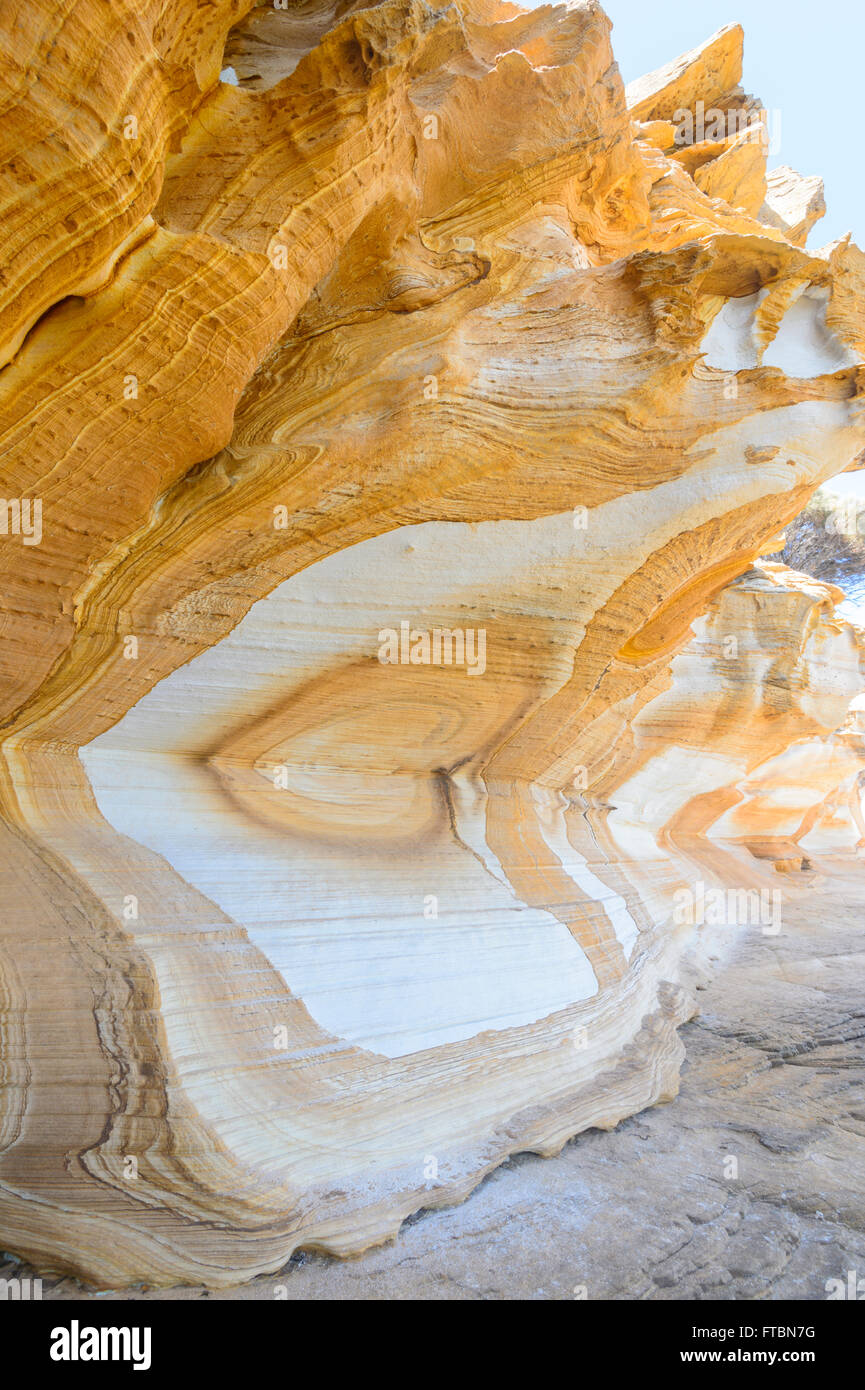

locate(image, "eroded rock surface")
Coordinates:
0 0 864 1288
14 859 863 1301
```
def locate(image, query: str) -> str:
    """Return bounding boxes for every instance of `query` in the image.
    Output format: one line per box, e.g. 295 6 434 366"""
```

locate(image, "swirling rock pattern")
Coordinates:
0 0 864 1286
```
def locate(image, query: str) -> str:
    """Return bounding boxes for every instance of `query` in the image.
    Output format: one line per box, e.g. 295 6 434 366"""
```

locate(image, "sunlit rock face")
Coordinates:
1 0 864 1287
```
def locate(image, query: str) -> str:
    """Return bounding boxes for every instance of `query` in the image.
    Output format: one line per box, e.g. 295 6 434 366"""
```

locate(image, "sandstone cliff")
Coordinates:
0 0 863 1286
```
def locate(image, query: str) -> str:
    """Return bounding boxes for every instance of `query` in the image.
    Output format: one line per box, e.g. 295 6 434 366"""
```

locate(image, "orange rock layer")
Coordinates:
0 0 863 1286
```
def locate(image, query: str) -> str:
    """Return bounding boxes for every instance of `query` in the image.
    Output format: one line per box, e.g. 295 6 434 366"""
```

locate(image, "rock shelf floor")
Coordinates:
6 875 864 1301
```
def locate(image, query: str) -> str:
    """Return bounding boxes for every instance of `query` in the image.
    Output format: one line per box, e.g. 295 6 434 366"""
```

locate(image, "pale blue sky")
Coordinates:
543 0 861 249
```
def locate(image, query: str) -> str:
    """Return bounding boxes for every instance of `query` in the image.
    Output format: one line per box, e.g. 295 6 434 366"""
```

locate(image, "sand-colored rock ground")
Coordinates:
7 860 862 1300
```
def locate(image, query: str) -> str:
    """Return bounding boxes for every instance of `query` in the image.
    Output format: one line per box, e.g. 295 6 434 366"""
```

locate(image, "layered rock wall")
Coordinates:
0 0 863 1285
